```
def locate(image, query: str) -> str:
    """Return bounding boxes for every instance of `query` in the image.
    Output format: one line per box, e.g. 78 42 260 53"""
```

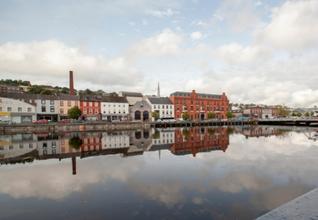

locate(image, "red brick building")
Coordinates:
170 127 229 156
79 95 101 120
170 90 229 120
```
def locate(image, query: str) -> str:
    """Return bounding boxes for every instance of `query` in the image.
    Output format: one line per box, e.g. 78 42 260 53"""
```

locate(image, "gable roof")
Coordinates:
120 91 143 97
101 96 128 103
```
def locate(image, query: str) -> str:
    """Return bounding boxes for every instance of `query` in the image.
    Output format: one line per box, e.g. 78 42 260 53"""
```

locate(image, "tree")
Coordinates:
277 106 290 117
151 111 159 121
68 106 82 119
226 112 234 119
69 136 83 150
304 112 310 117
182 112 190 120
207 112 216 119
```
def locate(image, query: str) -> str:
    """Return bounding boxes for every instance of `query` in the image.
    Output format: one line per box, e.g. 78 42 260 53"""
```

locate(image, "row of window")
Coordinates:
82 102 99 107
60 101 78 107
102 111 126 114
102 104 128 108
41 106 55 113
153 105 173 109
41 100 55 105
0 106 33 112
174 99 226 105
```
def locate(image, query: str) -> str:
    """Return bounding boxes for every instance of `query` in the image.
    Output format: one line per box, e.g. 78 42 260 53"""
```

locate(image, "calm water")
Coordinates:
0 126 318 220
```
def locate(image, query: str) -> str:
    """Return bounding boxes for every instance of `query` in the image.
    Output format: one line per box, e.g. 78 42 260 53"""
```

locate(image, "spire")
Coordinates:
157 82 160 97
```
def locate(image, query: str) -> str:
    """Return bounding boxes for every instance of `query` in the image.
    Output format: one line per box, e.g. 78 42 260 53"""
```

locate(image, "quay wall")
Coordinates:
0 120 255 134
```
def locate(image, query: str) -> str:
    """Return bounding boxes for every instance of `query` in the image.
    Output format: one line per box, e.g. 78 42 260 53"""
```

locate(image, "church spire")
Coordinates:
157 82 160 97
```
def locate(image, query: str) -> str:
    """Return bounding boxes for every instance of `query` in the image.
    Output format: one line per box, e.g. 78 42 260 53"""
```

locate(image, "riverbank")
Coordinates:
0 121 151 134
0 120 255 134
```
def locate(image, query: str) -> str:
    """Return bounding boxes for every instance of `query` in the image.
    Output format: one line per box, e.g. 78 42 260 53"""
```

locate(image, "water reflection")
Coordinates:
0 126 318 220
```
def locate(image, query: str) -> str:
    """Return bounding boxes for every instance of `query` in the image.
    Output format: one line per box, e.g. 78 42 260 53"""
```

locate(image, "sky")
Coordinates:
0 0 318 107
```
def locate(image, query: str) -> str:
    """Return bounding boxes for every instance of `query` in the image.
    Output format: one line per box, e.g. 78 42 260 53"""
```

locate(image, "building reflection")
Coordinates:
0 126 290 175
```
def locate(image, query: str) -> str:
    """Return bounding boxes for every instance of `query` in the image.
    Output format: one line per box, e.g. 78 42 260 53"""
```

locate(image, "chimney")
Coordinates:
69 70 75 95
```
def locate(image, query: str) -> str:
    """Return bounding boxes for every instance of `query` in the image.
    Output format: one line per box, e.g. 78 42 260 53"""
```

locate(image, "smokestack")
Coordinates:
69 70 75 95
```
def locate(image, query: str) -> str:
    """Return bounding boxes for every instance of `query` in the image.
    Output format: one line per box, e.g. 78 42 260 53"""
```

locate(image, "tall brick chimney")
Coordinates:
69 70 75 95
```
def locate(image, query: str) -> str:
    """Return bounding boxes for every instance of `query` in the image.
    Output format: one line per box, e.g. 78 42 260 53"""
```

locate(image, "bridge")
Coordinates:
258 118 318 126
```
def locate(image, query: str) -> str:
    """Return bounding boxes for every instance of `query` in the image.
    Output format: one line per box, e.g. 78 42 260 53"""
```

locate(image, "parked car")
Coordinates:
33 119 48 124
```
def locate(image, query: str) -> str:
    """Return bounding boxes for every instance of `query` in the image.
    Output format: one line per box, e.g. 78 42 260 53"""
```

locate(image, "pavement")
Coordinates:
257 188 318 220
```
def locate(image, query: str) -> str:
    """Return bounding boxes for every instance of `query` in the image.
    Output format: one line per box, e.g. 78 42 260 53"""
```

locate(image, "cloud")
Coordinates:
128 29 183 57
258 0 318 51
214 0 262 32
0 40 142 89
190 31 203 40
146 8 179 18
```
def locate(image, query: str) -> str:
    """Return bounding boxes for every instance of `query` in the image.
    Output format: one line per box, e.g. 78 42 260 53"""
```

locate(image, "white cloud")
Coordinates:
146 8 179 18
259 0 318 51
190 31 203 40
0 40 142 89
128 29 183 57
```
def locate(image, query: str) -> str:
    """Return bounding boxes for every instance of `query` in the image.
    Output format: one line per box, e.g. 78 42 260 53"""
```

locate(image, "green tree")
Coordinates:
226 112 234 119
182 112 190 120
277 106 290 117
69 136 83 150
304 112 310 117
151 111 159 121
207 112 216 119
68 106 82 119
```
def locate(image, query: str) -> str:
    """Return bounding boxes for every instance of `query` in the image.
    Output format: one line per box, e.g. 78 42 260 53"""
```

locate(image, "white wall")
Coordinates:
101 102 129 116
151 104 175 119
35 99 59 114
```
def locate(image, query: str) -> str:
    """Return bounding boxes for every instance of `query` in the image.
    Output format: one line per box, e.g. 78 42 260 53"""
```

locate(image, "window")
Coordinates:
50 106 55 112
7 107 12 112
50 100 54 105
60 109 64 114
41 106 46 112
67 101 71 106
154 105 156 109
0 107 2 111
60 101 64 106
27 107 32 112
18 107 22 112
41 100 46 104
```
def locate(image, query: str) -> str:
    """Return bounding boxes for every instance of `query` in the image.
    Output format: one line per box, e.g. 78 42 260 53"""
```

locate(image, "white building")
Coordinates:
35 95 59 121
0 96 36 123
145 97 175 121
101 96 129 121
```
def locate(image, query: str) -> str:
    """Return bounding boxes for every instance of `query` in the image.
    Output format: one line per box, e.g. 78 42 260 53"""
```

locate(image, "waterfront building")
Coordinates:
118 91 143 106
79 95 101 121
129 100 151 121
149 128 175 150
35 95 59 121
100 96 129 122
243 106 279 119
0 96 36 123
145 96 175 121
58 95 79 119
170 90 229 120
36 133 60 156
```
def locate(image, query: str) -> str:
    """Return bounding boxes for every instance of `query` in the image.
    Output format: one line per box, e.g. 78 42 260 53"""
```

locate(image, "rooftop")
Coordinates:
119 91 143 97
147 97 172 105
170 91 223 99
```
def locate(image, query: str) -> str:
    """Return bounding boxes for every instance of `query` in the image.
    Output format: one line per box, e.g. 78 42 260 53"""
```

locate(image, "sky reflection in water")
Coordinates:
0 126 318 220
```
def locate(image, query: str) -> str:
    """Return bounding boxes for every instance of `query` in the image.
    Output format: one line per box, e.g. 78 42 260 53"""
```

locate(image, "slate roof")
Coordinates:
120 91 143 97
170 91 222 99
147 97 172 105
101 96 128 103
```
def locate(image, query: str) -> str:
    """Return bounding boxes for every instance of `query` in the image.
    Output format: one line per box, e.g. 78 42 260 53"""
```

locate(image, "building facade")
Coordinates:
35 95 59 121
58 95 80 119
130 100 151 121
145 97 175 121
170 90 229 120
0 96 36 123
79 95 101 121
100 96 129 121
